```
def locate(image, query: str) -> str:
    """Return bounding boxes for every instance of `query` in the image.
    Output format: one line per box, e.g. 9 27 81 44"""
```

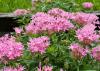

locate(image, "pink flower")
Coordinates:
70 43 88 59
43 66 52 71
48 8 73 19
91 46 100 61
37 62 52 71
82 2 93 9
28 36 50 54
14 27 23 34
0 34 24 60
38 62 42 71
2 65 24 71
72 12 98 25
60 68 64 71
76 24 99 44
13 9 30 16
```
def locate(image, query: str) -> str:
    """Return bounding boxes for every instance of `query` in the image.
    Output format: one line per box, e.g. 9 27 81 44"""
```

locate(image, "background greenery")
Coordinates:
0 0 100 13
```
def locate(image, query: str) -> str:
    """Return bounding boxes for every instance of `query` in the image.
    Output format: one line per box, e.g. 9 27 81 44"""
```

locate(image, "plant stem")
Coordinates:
77 66 79 71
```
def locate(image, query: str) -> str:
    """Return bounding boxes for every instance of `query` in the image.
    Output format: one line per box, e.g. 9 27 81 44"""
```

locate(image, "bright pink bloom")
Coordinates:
82 2 93 9
2 65 24 71
70 43 88 59
0 34 24 60
72 12 98 25
13 9 30 16
14 27 23 34
26 12 74 34
91 46 100 61
76 24 99 44
28 36 50 54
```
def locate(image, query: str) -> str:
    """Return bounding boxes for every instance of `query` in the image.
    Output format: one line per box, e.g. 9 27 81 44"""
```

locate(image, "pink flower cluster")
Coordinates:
91 46 100 61
0 34 24 60
2 66 24 71
73 12 98 25
70 43 88 59
48 8 73 19
28 36 50 54
82 2 93 9
76 24 99 44
13 9 31 16
25 11 74 34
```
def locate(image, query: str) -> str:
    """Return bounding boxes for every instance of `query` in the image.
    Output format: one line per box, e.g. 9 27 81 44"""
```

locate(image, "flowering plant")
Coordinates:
0 1 100 71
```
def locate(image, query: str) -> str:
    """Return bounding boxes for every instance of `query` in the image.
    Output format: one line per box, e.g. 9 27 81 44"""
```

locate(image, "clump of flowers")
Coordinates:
48 8 73 19
91 46 100 61
13 9 31 16
28 36 50 54
72 12 98 25
76 24 99 45
70 43 88 59
25 12 74 34
2 65 24 71
82 2 93 9
0 34 24 60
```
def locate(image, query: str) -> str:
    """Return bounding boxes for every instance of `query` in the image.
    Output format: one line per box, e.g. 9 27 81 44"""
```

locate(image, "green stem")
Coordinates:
77 60 80 71
77 66 79 71
97 62 100 71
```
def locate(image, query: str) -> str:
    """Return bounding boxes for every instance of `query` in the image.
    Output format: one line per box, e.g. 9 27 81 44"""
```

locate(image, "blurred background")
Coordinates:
0 0 100 13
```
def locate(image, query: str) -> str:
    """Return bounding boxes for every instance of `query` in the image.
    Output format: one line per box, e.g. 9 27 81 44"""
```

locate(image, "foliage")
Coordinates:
0 0 100 13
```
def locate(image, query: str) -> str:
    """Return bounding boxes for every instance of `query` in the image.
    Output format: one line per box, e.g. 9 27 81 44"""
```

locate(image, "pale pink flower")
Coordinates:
70 43 88 59
13 9 30 16
14 27 23 34
28 36 50 54
82 2 93 9
91 46 100 61
60 68 64 71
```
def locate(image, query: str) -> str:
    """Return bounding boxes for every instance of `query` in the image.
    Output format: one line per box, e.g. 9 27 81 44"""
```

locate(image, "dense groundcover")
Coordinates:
0 0 100 71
